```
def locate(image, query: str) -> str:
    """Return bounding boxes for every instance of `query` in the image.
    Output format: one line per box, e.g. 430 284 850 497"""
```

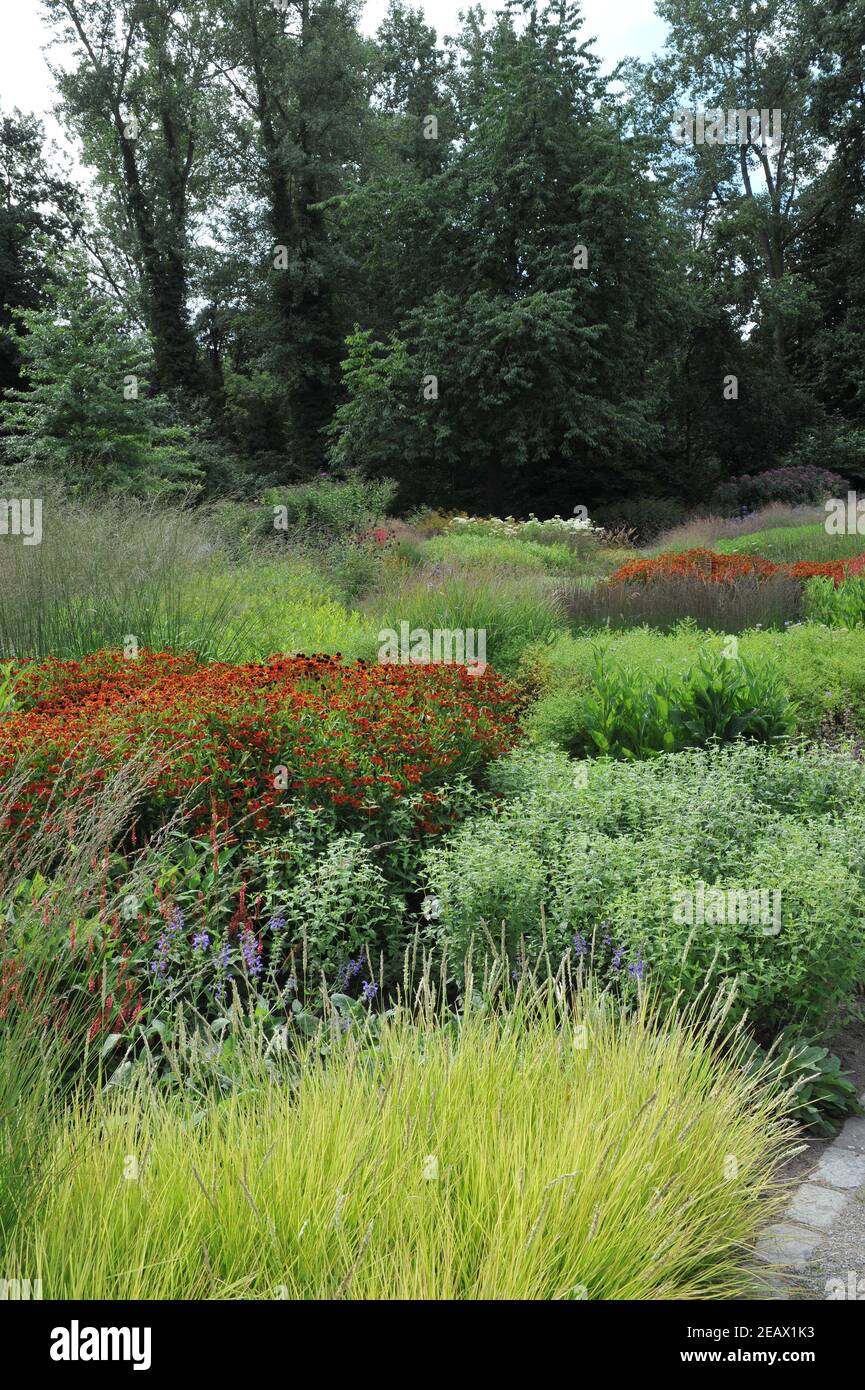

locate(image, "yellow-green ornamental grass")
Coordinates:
12 992 796 1300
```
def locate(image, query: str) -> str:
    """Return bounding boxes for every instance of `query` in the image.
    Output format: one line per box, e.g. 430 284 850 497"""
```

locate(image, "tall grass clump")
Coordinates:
0 753 164 1261
716 524 865 564
262 474 397 543
560 572 803 632
4 981 796 1300
0 491 251 660
190 559 379 661
653 503 824 554
372 567 564 673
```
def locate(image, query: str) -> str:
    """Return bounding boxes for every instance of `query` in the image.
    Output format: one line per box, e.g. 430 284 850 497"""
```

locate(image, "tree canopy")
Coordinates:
1 0 862 506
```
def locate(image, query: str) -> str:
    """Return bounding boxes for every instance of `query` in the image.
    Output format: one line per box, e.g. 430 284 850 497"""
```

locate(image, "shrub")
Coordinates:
424 743 865 1040
446 511 601 543
267 833 405 983
262 474 397 544
710 466 849 514
593 497 687 542
426 532 585 576
3 987 796 1300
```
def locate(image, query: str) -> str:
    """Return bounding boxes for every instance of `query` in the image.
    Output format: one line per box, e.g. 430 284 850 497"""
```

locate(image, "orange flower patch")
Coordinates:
608 548 865 588
1 651 522 843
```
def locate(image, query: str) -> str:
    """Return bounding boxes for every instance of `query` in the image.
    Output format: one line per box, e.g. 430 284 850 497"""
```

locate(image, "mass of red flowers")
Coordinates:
1 650 521 841
608 548 865 587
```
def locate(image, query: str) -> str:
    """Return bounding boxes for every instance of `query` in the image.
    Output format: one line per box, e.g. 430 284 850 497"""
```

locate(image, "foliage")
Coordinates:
446 512 601 542
717 524 865 564
609 546 865 588
0 493 252 660
710 467 849 514
424 742 865 1040
572 649 793 760
10 0 862 506
0 109 79 397
743 1035 864 1139
265 832 405 983
328 0 685 514
522 623 865 742
263 474 398 544
0 268 203 495
373 566 564 674
561 571 804 632
593 497 687 542
0 650 520 846
804 575 865 628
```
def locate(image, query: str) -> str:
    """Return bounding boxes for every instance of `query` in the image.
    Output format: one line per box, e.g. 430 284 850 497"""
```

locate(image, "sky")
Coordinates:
1 0 669 158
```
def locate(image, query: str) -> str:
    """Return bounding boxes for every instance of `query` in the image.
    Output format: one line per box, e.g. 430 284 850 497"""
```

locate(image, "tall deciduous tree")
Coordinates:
43 0 229 396
0 109 79 397
217 0 370 472
651 0 831 369
330 1 685 513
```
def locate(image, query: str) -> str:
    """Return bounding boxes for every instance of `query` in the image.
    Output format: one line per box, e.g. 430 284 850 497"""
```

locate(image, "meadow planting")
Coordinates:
5 0 865 1333
3 473 865 1304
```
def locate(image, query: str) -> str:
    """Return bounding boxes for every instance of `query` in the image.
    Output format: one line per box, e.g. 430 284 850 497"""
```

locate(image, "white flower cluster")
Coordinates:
448 511 601 540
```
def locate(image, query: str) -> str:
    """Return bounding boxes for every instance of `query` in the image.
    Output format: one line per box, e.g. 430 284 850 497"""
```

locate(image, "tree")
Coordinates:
650 0 832 370
43 0 230 397
370 1 456 179
0 256 202 494
0 109 79 397
216 0 371 472
329 1 685 513
788 0 865 483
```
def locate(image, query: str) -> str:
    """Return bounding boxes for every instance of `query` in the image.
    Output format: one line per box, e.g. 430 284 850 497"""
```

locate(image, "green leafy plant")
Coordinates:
425 742 865 1039
804 575 865 628
574 648 793 760
261 474 397 543
744 1035 864 1137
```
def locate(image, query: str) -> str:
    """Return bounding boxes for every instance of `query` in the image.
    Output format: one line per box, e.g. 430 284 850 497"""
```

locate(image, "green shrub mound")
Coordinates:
424 742 865 1039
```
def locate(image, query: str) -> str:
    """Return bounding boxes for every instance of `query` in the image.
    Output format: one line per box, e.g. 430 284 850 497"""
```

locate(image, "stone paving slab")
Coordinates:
752 1088 865 1300
787 1182 849 1230
754 1222 824 1270
812 1147 865 1190
836 1116 865 1153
